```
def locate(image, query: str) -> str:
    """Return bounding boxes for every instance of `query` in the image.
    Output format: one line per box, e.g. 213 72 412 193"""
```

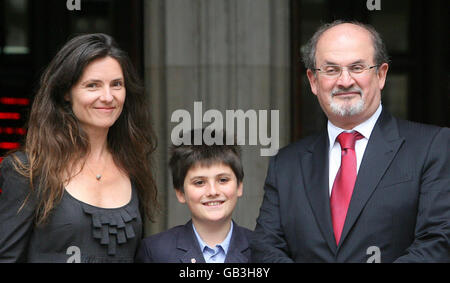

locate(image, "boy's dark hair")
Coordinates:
169 128 244 192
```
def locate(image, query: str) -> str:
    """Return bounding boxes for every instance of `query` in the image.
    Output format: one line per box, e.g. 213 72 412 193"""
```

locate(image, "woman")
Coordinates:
0 33 158 262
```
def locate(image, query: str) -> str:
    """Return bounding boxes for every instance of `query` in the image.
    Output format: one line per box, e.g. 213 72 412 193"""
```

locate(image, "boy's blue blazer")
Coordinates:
135 220 252 263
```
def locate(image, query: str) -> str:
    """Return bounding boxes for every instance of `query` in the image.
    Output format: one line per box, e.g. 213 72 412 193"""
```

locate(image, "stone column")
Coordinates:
144 0 290 234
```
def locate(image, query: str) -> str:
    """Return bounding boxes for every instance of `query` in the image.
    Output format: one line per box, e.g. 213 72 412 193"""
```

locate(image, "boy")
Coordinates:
136 129 252 263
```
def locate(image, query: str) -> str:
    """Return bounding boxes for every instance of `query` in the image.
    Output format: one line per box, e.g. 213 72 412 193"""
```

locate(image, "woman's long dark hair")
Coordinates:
13 33 158 225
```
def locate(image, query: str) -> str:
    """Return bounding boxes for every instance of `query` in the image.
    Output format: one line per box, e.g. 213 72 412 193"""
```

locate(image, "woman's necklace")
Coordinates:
86 157 107 181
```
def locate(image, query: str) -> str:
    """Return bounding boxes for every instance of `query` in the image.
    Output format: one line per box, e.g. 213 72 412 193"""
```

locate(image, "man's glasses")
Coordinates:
312 63 379 78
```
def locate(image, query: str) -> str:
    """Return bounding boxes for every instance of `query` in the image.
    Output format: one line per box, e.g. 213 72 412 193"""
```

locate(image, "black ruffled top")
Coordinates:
0 154 142 263
65 189 142 262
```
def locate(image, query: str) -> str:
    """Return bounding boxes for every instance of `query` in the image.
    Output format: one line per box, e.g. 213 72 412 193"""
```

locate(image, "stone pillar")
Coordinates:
144 0 290 234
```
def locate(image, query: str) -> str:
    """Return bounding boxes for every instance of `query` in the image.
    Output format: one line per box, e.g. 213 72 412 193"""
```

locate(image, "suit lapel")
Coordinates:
224 222 250 263
301 131 337 253
177 220 206 263
338 110 404 247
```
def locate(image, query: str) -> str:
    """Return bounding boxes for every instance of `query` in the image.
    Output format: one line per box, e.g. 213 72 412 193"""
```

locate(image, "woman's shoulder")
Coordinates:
0 151 31 195
1 151 28 169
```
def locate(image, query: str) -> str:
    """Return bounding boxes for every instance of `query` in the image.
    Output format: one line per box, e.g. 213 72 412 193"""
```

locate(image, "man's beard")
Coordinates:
329 88 365 116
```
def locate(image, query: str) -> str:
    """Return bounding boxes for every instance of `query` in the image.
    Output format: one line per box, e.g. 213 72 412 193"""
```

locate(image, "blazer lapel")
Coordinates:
224 222 250 263
301 131 337 253
338 110 404 247
177 220 206 263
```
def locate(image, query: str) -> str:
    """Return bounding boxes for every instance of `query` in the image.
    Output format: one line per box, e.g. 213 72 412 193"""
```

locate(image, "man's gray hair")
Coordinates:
301 20 390 71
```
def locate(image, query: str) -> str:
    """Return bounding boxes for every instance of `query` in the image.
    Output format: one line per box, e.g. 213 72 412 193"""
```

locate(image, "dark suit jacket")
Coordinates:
136 220 252 263
251 110 450 262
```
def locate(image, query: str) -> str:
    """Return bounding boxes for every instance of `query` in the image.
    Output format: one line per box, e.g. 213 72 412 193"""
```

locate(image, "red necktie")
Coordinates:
330 131 363 245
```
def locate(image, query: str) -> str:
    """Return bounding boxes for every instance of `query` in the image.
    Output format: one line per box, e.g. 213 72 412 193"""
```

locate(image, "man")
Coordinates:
251 20 449 262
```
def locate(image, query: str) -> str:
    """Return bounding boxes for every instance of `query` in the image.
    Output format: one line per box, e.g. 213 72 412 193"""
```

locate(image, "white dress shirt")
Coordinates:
327 104 382 196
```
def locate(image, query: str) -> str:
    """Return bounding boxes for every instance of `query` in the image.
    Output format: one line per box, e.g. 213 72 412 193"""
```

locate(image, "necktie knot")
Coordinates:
337 131 363 150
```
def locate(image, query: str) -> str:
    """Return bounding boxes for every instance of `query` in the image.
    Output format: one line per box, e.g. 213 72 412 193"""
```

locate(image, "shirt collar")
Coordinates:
327 103 382 151
192 221 234 255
